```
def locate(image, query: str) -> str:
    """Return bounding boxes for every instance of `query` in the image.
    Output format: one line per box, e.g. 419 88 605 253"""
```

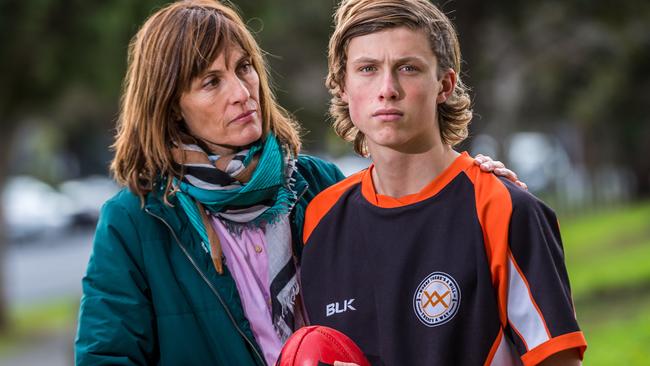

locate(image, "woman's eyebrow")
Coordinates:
199 68 224 81
235 53 251 65
199 52 251 78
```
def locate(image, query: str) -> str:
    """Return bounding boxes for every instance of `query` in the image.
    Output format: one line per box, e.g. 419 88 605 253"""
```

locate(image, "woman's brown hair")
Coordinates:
111 0 301 202
327 0 472 156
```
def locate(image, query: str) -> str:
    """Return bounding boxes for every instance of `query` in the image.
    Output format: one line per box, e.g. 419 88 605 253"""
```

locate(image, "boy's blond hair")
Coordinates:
327 0 472 156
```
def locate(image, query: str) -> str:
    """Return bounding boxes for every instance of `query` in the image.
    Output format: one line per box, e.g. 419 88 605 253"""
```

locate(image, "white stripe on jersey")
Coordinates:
507 253 550 350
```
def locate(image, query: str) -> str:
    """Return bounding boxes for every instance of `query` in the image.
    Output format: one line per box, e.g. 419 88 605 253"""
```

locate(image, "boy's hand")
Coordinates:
474 154 528 190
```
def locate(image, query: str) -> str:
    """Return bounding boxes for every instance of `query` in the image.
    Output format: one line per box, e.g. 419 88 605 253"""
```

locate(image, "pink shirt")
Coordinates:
210 216 283 366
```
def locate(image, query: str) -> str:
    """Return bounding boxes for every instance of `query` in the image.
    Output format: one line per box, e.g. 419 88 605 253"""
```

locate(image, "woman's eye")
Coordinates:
203 78 220 88
239 61 253 74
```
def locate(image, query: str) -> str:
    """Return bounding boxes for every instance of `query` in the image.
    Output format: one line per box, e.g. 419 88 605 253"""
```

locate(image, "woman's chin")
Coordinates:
235 125 264 147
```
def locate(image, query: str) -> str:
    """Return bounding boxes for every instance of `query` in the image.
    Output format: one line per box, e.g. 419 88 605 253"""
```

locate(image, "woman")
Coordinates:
74 1 519 365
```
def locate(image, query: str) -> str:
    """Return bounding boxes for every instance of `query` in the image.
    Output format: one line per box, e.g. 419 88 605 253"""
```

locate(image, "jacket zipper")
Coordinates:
292 183 311 326
144 208 265 366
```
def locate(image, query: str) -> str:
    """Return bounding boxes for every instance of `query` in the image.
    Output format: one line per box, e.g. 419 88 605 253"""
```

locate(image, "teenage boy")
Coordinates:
300 0 587 365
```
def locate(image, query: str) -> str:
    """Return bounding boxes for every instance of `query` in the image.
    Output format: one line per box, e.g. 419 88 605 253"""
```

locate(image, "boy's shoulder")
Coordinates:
303 169 365 243
310 168 364 203
462 162 545 213
461 163 558 244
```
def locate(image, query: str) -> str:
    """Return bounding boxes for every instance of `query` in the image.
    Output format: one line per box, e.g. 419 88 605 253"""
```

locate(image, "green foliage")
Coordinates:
0 0 166 103
0 0 170 178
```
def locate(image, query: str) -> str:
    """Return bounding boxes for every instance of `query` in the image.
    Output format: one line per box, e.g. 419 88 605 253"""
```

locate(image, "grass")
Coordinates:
561 200 650 301
561 201 650 254
568 238 650 300
560 200 650 366
0 297 78 356
578 291 650 365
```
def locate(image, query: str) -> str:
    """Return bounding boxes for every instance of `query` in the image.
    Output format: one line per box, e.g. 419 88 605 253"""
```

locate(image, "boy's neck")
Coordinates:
369 143 459 198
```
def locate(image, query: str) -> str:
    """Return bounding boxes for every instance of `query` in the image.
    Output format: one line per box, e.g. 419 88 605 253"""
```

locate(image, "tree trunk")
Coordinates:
0 121 18 332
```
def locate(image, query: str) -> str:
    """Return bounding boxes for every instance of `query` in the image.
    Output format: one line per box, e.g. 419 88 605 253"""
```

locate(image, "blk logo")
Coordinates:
326 299 356 317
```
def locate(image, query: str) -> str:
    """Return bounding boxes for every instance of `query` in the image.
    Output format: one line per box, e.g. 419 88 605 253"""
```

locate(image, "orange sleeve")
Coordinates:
521 332 587 366
463 164 512 326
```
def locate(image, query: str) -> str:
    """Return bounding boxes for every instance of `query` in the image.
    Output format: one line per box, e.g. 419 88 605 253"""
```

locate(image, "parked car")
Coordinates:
2 176 76 242
2 175 120 243
59 175 120 229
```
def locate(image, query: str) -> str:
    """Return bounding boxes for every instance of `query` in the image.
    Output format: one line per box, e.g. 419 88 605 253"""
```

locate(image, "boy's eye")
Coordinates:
359 65 377 73
400 65 418 72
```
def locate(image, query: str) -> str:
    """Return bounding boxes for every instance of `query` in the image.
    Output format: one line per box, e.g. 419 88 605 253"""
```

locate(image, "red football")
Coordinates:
276 325 371 366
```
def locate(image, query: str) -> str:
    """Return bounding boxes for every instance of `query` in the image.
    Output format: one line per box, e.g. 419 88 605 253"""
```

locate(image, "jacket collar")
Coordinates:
143 183 188 234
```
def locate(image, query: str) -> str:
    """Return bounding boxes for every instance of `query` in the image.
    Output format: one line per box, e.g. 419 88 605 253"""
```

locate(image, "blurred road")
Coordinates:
1 229 93 366
6 228 93 306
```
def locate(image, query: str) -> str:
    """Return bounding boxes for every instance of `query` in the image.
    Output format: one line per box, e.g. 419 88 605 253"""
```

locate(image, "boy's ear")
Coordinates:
340 87 349 103
436 68 457 104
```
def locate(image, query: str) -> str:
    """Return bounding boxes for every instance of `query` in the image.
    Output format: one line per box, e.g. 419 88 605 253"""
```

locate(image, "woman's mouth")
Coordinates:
230 110 257 124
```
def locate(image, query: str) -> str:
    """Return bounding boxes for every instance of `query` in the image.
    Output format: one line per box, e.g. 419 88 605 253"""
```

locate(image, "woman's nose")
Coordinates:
230 77 251 104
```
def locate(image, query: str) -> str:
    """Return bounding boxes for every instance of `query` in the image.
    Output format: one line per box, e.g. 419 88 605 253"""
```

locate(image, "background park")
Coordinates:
1 0 649 364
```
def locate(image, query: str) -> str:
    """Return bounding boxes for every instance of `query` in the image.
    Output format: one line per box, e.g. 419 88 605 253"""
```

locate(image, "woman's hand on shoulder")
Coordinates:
473 154 527 190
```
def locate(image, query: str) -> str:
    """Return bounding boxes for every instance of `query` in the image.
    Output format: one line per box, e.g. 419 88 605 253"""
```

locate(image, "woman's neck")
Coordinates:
197 138 243 171
201 138 240 157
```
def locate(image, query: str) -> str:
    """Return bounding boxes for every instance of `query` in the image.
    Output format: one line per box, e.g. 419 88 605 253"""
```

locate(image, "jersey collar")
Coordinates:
361 151 474 208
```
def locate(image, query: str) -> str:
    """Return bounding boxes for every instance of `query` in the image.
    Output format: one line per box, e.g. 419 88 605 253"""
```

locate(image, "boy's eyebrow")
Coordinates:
349 56 429 64
395 56 428 64
349 56 380 64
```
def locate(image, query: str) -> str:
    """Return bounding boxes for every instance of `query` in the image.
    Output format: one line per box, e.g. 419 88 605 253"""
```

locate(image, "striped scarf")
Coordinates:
171 134 300 341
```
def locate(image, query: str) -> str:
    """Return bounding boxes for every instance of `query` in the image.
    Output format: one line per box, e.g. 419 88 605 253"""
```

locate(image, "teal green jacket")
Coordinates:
75 155 344 365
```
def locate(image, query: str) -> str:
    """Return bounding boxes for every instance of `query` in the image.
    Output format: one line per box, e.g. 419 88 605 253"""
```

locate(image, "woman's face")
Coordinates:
179 45 262 155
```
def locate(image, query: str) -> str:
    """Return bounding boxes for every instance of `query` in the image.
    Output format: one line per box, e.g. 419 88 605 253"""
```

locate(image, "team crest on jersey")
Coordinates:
413 271 461 327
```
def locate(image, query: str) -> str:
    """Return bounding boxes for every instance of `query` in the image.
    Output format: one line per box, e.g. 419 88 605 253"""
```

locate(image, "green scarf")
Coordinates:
174 134 297 247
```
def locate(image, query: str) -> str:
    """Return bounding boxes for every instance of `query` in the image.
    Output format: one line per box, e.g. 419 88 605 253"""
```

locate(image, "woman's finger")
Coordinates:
492 160 505 169
495 168 518 181
515 180 528 191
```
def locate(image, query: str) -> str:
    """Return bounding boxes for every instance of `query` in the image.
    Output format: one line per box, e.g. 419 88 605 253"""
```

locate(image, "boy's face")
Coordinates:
341 27 454 154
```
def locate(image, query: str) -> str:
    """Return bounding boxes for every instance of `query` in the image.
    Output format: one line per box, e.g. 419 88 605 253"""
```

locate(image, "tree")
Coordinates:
0 0 168 332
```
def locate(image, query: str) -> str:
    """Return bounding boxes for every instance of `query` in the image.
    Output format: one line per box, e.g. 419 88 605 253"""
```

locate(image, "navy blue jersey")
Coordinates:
301 152 586 366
